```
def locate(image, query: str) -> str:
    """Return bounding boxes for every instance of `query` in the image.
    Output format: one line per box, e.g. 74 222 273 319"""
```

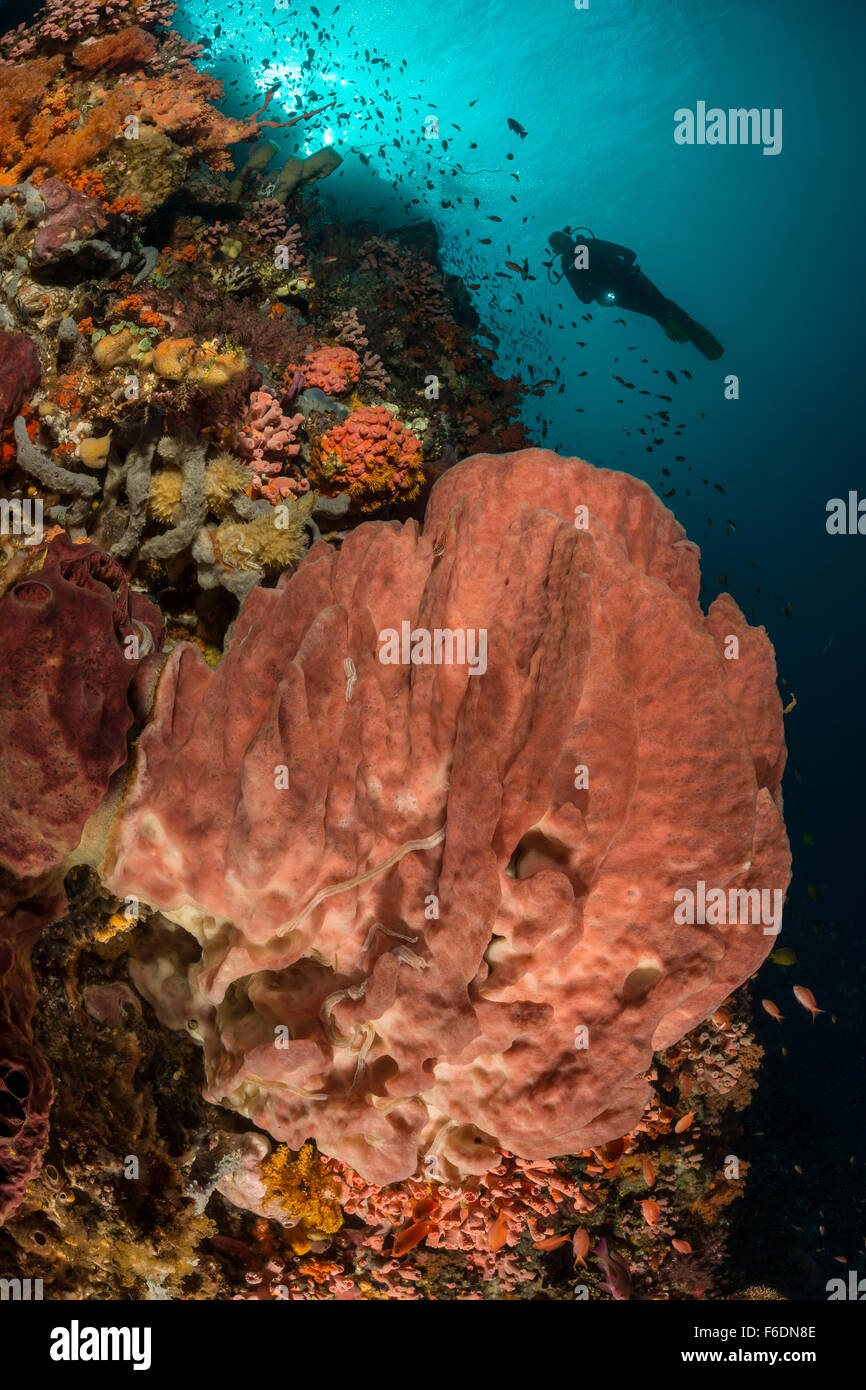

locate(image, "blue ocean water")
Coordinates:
176 0 863 1287
1 0 860 1290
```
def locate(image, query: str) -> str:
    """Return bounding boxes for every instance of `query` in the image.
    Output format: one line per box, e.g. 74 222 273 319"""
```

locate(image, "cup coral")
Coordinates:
94 449 790 1186
311 406 424 512
297 345 361 396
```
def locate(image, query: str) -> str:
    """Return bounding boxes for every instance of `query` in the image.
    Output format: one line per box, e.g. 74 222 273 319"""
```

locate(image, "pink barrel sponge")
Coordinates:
298 345 361 395
0 535 163 882
102 449 790 1185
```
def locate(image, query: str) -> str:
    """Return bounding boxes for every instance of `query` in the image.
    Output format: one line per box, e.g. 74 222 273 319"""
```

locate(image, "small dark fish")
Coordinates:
478 237 492 244
666 370 677 384
682 368 692 379
507 117 528 138
613 317 627 325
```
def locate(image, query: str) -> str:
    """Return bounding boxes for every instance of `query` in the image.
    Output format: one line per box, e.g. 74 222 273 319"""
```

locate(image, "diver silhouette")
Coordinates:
548 229 723 360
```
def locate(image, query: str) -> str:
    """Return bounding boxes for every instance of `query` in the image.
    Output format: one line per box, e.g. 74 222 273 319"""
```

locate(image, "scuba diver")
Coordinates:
547 229 723 360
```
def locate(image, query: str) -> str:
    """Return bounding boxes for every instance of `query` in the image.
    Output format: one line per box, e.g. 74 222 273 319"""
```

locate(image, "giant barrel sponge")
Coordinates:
96 450 790 1184
0 535 162 1220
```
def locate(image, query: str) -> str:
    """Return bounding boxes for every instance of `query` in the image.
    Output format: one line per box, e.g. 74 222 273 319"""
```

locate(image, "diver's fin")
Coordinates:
687 319 724 360
660 310 691 343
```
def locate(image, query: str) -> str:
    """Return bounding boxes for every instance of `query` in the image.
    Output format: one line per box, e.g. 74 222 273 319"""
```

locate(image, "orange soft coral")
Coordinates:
39 87 132 177
0 54 64 181
104 194 141 216
70 27 156 74
61 169 107 199
312 406 424 512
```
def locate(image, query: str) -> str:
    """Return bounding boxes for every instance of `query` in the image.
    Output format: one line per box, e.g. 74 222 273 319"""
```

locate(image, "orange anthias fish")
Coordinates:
392 1219 434 1256
641 1156 656 1188
640 1199 660 1227
411 1196 441 1223
672 1238 693 1254
793 984 824 1019
532 1234 570 1251
573 1227 591 1266
488 1208 510 1252
762 998 784 1022
674 1111 695 1134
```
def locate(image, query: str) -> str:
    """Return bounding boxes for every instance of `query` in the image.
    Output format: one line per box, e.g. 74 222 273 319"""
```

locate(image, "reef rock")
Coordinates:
104 126 188 218
99 449 791 1184
0 535 162 883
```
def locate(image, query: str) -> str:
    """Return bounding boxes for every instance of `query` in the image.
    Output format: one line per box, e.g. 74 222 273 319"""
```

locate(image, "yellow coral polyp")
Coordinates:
205 453 251 516
148 466 184 524
258 1143 342 1238
94 911 138 944
212 492 315 574
94 333 246 390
